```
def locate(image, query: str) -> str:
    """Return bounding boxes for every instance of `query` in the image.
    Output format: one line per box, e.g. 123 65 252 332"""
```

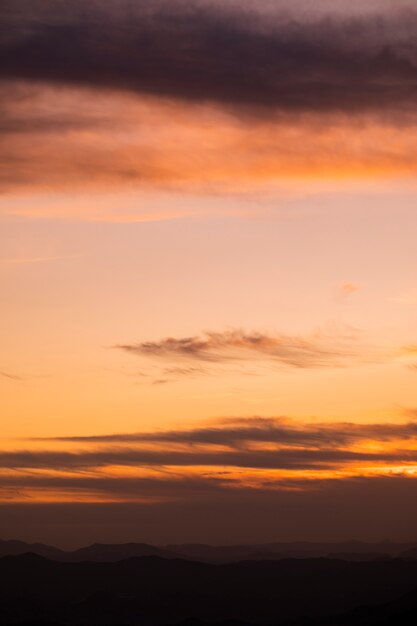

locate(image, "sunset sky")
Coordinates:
1 0 417 547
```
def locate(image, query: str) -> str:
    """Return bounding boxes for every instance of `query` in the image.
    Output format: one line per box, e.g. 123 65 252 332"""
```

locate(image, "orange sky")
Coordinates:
1 0 417 544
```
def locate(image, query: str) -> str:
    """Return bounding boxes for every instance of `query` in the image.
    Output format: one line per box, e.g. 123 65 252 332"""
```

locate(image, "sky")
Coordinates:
1 0 417 547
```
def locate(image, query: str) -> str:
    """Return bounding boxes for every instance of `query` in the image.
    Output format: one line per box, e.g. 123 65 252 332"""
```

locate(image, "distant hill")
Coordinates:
65 541 180 562
0 539 65 560
167 540 417 562
1 538 416 564
2 554 417 625
0 539 181 563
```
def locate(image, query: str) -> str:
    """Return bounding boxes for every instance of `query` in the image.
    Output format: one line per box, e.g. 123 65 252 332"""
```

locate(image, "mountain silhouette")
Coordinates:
0 538 65 560
2 538 416 564
64 542 180 562
168 541 417 562
0 539 181 563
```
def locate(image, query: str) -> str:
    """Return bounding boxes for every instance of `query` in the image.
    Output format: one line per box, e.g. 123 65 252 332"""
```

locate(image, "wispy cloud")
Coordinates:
0 370 22 382
117 326 417 383
116 327 384 382
43 416 417 448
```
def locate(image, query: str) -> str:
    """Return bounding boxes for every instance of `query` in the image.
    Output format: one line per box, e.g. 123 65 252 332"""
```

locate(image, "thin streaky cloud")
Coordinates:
116 327 383 373
35 416 417 448
0 370 22 381
4 447 414 472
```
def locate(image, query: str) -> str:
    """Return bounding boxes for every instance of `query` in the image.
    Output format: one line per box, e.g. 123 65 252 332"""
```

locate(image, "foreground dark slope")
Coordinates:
2 554 417 625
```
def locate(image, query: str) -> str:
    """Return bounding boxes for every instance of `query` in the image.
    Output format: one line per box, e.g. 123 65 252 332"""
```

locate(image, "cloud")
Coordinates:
44 416 417 448
1 415 416 505
339 283 360 297
3 445 417 474
4 94 417 204
0 370 22 382
118 328 417 382
2 77 417 208
1 415 417 541
116 327 383 380
2 2 417 115
2 3 417 208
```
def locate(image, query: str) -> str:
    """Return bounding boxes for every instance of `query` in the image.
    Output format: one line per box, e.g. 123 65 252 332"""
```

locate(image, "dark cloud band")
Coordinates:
2 2 417 115
3 416 416 474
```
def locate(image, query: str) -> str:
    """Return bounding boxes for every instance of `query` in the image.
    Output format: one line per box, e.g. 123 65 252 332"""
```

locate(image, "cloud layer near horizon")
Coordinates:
1 416 417 505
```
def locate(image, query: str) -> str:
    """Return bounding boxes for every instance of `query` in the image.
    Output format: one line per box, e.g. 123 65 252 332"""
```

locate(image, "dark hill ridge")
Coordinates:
0 539 180 563
0 539 65 560
66 541 180 562
2 553 417 625
1 538 417 563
